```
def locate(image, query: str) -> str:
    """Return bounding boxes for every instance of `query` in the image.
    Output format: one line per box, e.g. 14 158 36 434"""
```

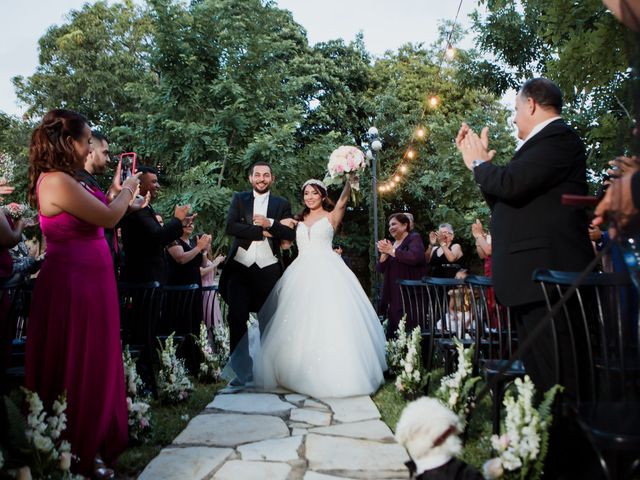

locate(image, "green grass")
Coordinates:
373 371 494 472
115 381 223 479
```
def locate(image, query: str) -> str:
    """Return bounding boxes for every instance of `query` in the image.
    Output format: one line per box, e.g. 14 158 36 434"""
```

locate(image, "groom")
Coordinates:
219 161 296 381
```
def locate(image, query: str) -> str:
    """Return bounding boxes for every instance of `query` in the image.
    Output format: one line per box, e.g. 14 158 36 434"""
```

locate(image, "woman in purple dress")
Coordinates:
376 213 427 337
25 109 141 478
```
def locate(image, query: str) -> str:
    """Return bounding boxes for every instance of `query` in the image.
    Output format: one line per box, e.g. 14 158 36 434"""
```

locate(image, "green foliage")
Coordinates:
368 44 514 255
12 0 155 132
468 0 637 177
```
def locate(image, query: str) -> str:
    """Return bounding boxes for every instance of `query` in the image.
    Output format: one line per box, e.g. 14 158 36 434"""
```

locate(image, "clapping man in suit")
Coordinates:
119 166 192 284
219 161 296 383
456 77 595 477
456 77 594 393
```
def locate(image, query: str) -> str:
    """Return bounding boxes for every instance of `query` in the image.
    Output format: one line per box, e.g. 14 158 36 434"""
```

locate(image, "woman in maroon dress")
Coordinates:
25 110 141 478
376 213 427 337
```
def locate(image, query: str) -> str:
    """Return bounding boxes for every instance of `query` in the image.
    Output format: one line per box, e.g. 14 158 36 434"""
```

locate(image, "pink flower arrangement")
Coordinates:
327 146 366 182
2 202 35 220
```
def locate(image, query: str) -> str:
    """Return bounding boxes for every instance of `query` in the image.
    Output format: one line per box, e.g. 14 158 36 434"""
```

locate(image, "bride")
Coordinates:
228 177 387 398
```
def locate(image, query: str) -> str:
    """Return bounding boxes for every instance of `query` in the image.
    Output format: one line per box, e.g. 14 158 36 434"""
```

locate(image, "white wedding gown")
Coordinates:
252 216 387 398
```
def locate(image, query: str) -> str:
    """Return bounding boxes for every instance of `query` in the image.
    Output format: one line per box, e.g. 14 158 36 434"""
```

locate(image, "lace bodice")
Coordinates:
296 216 334 254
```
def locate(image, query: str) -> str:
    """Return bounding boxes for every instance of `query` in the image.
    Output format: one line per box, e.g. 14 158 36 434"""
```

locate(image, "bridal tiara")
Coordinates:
302 179 327 191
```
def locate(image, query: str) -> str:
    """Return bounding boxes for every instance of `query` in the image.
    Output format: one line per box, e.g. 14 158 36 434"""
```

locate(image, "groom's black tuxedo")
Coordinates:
224 191 295 267
220 190 295 368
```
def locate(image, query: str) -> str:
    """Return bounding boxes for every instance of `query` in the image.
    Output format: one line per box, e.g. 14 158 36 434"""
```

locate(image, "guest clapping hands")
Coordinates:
376 213 427 337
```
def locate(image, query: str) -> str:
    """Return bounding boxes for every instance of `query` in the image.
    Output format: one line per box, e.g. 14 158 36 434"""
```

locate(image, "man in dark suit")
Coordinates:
457 78 596 479
119 166 191 284
219 161 296 381
456 77 594 395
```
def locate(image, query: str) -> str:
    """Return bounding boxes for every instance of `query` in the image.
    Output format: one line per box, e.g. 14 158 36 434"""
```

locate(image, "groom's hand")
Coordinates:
253 214 272 229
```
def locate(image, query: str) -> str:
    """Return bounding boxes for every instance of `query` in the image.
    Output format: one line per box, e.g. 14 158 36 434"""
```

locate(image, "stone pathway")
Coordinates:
139 386 410 479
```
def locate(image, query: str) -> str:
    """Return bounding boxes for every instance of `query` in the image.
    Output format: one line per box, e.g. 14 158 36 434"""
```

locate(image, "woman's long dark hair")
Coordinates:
27 109 89 206
298 183 334 219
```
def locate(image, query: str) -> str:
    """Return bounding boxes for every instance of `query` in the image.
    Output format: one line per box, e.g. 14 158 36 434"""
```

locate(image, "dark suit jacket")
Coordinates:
474 119 594 306
119 205 183 284
224 191 296 262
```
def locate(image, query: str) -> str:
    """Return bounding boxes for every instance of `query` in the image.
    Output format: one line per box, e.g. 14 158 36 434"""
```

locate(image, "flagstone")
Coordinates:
238 435 303 462
207 393 295 414
138 447 233 480
213 460 291 480
304 472 357 480
285 393 308 403
291 427 308 436
290 407 332 426
305 434 409 478
304 399 330 410
174 413 289 447
321 396 381 423
309 419 395 442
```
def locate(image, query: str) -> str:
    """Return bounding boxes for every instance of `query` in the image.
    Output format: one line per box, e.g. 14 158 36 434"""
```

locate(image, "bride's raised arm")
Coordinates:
330 179 351 228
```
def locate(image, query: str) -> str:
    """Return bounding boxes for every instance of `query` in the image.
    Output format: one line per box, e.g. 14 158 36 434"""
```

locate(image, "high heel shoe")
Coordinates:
93 457 115 480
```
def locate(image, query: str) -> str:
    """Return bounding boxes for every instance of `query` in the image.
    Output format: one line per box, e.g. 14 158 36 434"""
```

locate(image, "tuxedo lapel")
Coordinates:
266 194 279 220
243 191 254 225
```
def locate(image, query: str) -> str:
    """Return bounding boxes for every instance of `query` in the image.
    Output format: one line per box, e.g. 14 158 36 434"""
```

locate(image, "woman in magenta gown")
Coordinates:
25 110 142 478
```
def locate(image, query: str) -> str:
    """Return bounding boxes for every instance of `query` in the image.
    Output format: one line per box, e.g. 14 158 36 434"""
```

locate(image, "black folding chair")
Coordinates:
161 284 201 373
398 279 434 377
1 278 34 392
118 281 163 397
465 275 524 434
534 269 640 480
423 276 475 374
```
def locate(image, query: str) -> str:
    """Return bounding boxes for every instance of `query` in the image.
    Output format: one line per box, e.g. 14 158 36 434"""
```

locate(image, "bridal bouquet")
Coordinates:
157 333 193 403
324 146 367 199
483 377 561 479
435 339 481 427
122 346 152 441
2 202 36 220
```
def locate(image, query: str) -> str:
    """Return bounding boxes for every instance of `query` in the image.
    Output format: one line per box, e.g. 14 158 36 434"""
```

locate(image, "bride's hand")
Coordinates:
263 231 273 238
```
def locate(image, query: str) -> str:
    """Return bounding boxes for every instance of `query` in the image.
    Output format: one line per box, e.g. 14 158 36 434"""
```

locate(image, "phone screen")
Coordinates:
118 152 137 184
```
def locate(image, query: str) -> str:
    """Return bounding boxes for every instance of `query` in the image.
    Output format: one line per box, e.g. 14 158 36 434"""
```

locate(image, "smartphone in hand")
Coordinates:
118 152 137 184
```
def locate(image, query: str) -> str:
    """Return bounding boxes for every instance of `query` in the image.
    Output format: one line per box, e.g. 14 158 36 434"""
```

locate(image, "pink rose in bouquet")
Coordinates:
324 146 367 194
2 202 36 221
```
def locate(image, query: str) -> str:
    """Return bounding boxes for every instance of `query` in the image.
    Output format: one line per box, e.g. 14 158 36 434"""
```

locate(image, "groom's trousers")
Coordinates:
225 260 283 357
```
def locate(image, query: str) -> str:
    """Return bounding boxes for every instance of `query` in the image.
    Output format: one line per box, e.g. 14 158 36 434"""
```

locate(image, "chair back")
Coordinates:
161 284 201 337
118 281 163 347
533 269 637 404
465 275 516 364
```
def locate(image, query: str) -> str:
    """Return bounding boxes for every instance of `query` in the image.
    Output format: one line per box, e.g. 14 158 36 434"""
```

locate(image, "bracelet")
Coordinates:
122 186 135 197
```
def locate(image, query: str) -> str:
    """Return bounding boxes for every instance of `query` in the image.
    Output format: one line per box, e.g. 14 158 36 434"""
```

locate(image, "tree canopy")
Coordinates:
1 0 631 283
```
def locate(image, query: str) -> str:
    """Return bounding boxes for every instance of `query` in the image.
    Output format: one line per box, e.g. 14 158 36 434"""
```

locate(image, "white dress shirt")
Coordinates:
515 116 561 151
234 191 278 269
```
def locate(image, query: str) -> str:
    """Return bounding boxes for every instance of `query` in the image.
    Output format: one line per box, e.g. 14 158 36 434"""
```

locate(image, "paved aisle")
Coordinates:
139 386 410 479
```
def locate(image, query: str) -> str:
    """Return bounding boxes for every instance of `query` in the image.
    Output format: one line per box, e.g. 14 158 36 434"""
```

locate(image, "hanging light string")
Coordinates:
378 0 464 193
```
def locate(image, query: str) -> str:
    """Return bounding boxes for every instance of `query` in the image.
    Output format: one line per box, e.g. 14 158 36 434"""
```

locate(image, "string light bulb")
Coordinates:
406 149 415 159
394 175 400 182
429 96 439 108
390 181 396 188
416 127 425 138
445 44 455 60
400 165 408 173
378 185 385 192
